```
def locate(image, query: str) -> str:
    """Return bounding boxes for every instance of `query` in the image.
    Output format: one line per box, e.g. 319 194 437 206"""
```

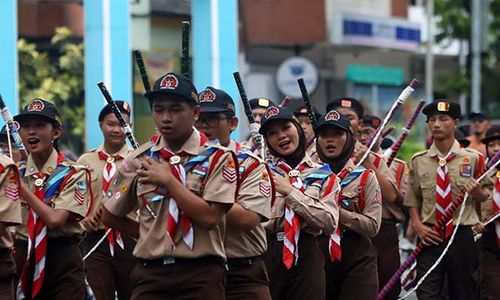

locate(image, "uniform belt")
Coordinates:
139 255 225 267
227 255 262 267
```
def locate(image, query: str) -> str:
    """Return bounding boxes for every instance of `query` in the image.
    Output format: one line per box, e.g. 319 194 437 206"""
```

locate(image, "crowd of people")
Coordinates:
0 71 498 300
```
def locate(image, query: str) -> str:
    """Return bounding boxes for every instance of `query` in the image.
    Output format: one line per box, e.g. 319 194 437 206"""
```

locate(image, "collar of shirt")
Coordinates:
96 143 132 158
150 127 203 157
428 140 461 157
267 151 317 169
24 148 60 176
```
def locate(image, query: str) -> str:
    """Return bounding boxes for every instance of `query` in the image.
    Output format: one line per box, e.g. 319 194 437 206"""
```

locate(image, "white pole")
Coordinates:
471 0 481 112
425 0 434 102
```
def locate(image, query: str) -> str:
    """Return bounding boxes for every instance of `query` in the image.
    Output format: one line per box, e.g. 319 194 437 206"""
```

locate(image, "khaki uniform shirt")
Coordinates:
0 155 22 249
264 153 340 236
104 129 237 260
224 140 272 258
339 159 382 237
480 171 496 221
18 149 91 238
404 141 483 225
382 157 409 222
77 143 135 230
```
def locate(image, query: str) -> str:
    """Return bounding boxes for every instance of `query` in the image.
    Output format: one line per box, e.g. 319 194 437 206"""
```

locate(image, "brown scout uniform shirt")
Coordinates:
340 159 382 237
264 153 340 236
381 154 409 222
224 140 272 258
77 143 135 230
0 155 22 249
404 140 483 225
18 149 91 238
104 129 237 260
480 171 496 222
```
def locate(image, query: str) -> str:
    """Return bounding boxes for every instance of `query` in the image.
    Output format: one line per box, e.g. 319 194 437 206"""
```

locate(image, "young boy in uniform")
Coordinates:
102 73 237 300
195 86 273 300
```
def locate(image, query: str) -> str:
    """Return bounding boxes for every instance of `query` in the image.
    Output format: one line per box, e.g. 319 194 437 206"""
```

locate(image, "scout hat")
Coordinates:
0 122 19 143
98 101 131 122
455 129 471 148
198 87 235 115
315 110 352 134
249 98 274 110
294 105 321 121
481 124 500 144
468 112 490 122
422 100 461 119
326 97 364 119
14 98 62 127
145 72 198 105
362 115 382 129
259 106 298 135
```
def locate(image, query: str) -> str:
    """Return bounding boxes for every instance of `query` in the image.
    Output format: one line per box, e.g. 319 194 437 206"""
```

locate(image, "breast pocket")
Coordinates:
186 172 205 196
341 189 361 213
136 182 163 211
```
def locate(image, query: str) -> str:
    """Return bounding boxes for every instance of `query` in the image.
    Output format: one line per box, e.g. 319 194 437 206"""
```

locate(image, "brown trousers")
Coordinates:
80 230 137 300
130 256 226 300
0 249 16 300
226 257 272 300
22 237 85 300
416 226 479 300
371 220 401 300
479 224 500 300
263 231 325 300
320 230 379 300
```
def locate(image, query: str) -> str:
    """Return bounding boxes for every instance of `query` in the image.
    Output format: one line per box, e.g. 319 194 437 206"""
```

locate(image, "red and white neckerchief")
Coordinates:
21 172 48 299
493 172 500 249
98 151 124 256
434 153 456 239
159 148 194 250
327 168 350 262
275 160 308 269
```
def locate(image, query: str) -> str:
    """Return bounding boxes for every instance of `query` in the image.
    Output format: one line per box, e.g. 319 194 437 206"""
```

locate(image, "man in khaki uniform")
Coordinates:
404 100 488 300
195 86 273 299
102 73 237 300
359 114 408 299
77 101 135 300
0 155 21 300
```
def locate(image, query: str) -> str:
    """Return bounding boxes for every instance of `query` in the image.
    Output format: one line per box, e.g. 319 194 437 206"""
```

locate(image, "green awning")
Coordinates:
346 64 404 86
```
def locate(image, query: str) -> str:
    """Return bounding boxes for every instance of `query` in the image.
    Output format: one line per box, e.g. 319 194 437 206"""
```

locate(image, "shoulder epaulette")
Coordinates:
410 149 428 161
237 150 265 164
133 141 155 159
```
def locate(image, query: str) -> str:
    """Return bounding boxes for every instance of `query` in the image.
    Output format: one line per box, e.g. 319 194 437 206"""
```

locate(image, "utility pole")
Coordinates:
425 0 434 102
471 0 481 112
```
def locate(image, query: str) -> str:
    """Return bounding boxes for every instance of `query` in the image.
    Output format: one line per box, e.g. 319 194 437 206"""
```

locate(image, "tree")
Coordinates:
434 0 500 117
18 27 85 154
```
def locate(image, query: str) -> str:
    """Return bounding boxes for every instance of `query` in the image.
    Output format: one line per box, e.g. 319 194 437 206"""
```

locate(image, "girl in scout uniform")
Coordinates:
0 154 21 300
14 98 91 300
315 110 382 299
78 101 135 300
478 125 500 299
259 105 339 300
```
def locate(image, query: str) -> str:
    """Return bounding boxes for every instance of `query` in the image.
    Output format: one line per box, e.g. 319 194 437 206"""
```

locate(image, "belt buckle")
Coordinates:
276 232 284 242
162 257 175 265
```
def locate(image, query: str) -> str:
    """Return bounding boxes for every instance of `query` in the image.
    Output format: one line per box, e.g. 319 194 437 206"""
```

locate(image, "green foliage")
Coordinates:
434 0 500 117
396 140 426 163
18 27 84 154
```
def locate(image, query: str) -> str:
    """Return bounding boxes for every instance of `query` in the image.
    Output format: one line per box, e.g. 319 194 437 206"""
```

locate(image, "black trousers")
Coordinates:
416 226 479 300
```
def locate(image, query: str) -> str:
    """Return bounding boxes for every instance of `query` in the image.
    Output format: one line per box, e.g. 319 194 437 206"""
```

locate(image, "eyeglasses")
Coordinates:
195 117 228 127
